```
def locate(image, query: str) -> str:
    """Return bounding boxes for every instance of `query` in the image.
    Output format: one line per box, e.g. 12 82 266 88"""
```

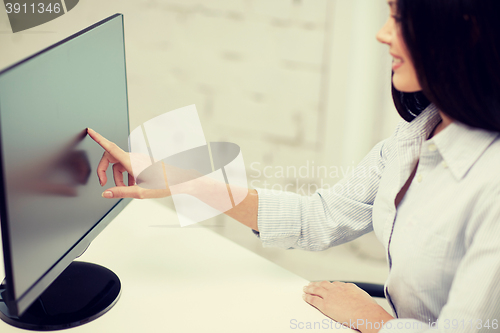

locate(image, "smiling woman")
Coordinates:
85 1 500 332
376 1 421 93
387 0 500 132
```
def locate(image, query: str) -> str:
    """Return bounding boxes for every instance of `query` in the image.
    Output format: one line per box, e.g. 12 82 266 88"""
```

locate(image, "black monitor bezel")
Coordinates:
0 13 132 317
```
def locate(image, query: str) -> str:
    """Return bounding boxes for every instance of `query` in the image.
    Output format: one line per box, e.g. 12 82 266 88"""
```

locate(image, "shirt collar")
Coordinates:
430 120 499 180
396 103 499 180
397 104 442 142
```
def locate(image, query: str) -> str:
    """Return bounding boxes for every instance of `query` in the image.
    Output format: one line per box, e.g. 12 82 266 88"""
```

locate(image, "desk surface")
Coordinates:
1 199 356 332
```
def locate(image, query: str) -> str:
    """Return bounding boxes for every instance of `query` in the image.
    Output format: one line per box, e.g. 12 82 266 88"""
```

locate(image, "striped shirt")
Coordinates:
255 104 500 332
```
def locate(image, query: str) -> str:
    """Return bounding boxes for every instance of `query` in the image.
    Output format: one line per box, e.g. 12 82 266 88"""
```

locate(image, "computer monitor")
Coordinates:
0 14 131 330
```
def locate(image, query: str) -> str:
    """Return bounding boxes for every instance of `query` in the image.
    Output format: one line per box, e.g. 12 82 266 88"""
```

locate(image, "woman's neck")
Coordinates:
431 111 453 138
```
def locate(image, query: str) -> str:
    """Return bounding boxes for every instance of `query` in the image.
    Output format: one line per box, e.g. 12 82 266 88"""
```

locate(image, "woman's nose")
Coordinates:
376 18 392 45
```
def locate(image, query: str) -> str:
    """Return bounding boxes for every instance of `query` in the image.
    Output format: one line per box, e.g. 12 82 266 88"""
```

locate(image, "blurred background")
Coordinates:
0 0 400 285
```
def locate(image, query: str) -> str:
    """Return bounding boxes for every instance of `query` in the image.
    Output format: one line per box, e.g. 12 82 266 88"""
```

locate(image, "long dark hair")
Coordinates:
392 0 500 132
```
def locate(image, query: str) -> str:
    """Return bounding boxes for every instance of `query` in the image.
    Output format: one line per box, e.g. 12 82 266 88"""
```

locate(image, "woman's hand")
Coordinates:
303 281 394 333
87 128 170 199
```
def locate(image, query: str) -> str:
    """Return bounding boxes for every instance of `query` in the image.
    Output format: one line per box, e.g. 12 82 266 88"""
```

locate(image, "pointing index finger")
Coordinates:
87 128 114 152
87 128 132 175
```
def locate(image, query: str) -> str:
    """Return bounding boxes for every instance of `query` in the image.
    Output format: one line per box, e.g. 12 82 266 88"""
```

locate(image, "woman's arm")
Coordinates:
88 116 402 249
88 128 260 230
188 182 259 231
221 187 259 231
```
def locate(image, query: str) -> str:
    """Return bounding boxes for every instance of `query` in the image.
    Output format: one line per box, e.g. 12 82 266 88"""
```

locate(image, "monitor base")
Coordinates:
0 261 121 331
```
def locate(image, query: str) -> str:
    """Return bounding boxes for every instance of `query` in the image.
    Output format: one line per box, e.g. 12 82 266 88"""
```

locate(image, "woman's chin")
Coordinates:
392 75 422 93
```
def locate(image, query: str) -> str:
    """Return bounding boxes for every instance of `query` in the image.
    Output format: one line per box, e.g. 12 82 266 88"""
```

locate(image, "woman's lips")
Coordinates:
391 54 404 70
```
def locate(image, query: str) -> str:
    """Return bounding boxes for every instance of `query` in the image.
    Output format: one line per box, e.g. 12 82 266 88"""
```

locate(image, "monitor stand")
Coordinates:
0 261 121 331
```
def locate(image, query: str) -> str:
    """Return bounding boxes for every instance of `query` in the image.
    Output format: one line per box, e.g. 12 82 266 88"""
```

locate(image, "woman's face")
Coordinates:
377 1 421 92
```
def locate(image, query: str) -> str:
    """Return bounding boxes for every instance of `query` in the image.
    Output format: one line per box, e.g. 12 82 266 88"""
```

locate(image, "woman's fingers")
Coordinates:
102 185 144 199
96 151 121 186
303 282 328 298
87 128 115 152
87 128 130 168
96 151 110 186
128 172 136 186
101 185 169 199
88 128 134 185
303 293 324 310
112 163 128 187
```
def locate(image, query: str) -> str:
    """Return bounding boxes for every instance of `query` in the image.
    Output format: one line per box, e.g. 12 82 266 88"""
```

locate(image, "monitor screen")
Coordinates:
0 14 130 321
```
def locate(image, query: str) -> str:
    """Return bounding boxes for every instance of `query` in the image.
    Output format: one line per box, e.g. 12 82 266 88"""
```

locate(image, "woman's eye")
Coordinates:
391 15 402 22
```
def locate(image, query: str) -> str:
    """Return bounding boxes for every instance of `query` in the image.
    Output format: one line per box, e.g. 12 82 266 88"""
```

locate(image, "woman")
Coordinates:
88 0 500 332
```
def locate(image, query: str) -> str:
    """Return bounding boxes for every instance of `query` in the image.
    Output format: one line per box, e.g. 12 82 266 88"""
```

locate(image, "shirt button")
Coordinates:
417 174 423 182
428 144 437 151
442 161 448 168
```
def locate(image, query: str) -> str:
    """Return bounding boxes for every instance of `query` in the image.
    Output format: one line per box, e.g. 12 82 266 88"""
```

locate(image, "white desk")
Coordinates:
1 199 356 332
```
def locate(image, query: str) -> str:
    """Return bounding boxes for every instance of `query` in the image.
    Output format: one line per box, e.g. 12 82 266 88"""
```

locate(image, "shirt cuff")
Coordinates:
254 187 302 249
